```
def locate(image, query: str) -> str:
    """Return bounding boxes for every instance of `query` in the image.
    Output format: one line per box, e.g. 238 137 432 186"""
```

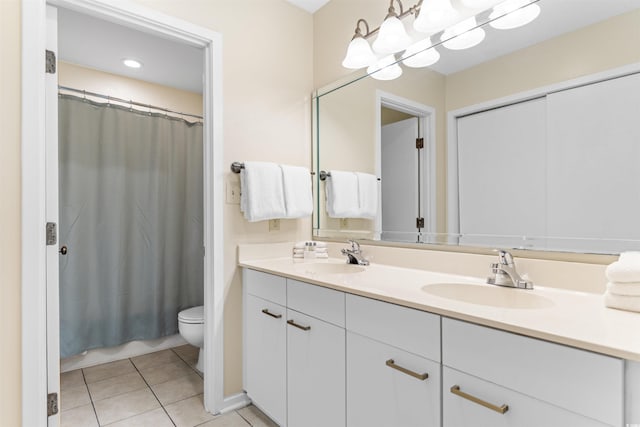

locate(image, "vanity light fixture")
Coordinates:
342 19 378 69
367 54 404 80
341 0 541 78
402 37 441 68
441 16 486 50
372 0 413 54
413 0 460 34
489 0 541 29
122 58 142 69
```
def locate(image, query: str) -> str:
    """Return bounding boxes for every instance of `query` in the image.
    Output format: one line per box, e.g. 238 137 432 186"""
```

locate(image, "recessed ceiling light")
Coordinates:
123 58 142 69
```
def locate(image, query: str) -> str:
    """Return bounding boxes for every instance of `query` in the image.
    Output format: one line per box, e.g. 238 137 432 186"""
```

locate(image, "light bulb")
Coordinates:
402 38 440 68
413 0 460 34
367 55 403 81
342 36 377 69
441 17 485 50
123 58 142 69
490 0 541 29
372 14 412 54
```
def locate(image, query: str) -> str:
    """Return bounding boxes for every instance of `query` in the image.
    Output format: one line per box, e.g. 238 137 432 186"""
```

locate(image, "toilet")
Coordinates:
178 305 204 372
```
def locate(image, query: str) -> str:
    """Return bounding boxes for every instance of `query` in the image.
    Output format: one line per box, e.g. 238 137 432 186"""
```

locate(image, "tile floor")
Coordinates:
60 345 278 427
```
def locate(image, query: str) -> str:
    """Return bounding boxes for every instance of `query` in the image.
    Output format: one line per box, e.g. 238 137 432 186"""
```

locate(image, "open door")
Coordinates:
45 5 61 426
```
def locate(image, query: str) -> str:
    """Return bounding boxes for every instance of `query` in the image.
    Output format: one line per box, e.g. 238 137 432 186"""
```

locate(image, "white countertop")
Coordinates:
239 257 640 361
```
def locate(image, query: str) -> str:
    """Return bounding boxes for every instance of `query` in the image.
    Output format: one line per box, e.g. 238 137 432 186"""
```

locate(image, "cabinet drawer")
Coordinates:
347 331 440 427
443 367 610 427
243 268 286 306
287 279 345 327
442 318 623 426
346 294 440 362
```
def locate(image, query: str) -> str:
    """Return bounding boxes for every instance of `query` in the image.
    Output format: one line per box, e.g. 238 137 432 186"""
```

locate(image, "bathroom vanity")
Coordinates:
240 251 640 427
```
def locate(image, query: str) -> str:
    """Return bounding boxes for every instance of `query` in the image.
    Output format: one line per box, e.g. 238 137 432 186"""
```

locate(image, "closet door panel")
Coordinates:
456 98 547 245
546 73 640 248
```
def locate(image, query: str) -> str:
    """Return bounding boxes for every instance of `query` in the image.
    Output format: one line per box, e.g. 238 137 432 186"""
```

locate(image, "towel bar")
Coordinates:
319 170 381 181
231 161 316 175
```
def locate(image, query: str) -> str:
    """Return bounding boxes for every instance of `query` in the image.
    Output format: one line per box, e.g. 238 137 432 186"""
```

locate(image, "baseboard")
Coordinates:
60 334 188 372
219 392 251 414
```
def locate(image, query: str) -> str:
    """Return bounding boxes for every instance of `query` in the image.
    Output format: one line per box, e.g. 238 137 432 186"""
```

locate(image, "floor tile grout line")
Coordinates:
80 367 101 426
236 410 254 427
170 346 202 377
129 356 178 427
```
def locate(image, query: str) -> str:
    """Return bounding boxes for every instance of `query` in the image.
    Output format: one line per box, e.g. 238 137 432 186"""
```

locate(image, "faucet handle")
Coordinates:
495 249 514 266
348 239 361 252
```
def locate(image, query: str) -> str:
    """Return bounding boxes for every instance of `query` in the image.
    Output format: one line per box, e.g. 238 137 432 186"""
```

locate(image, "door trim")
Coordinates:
21 1 225 424
375 90 436 239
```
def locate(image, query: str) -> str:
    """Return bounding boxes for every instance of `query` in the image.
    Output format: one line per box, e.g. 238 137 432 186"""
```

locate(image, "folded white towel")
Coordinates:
240 161 286 222
605 257 640 283
355 172 378 219
326 171 360 218
281 164 313 219
606 282 640 296
604 291 640 313
294 241 327 249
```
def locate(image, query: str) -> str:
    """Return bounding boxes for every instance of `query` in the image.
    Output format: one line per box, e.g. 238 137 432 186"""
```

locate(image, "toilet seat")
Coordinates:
178 306 204 324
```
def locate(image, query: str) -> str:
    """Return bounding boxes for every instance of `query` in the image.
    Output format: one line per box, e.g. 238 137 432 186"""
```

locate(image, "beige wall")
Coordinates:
3 0 313 418
0 0 22 424
58 61 203 118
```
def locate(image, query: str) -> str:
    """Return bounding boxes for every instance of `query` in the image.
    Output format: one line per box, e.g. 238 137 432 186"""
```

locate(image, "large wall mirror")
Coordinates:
313 0 640 254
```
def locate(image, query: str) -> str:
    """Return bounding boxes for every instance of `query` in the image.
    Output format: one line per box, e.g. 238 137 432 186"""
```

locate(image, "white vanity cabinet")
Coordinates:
345 294 441 427
442 318 624 427
286 279 346 427
243 269 346 427
243 269 287 426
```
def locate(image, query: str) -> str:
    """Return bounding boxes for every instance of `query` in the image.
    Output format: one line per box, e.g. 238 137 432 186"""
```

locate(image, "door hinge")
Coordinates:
45 50 56 74
46 222 57 246
47 393 59 416
416 138 424 149
416 217 425 229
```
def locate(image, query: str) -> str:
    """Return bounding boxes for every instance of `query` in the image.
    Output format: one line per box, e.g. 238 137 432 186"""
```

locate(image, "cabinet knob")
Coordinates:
450 385 509 414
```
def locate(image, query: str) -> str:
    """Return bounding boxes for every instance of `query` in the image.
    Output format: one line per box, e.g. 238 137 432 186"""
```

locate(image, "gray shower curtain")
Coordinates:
58 94 204 358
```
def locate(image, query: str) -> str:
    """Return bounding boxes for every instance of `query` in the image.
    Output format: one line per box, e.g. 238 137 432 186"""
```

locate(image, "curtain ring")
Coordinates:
82 90 86 100
129 100 133 111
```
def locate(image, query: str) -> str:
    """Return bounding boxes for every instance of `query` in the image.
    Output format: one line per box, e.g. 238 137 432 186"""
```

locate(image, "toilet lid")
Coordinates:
178 306 204 324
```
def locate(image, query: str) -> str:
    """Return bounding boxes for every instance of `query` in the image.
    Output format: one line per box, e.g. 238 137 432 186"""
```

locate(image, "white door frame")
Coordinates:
21 1 225 424
375 90 437 237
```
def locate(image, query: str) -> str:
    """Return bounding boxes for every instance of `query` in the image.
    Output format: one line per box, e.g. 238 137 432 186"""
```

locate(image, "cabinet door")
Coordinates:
347 332 440 427
245 295 286 426
443 368 610 427
287 309 345 427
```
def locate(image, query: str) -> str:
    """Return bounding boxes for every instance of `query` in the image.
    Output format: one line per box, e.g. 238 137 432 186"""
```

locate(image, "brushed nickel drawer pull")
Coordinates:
450 385 509 414
287 319 311 331
385 359 428 380
261 309 282 319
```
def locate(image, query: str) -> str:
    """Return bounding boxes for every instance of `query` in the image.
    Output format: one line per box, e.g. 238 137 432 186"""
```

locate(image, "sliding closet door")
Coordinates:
546 73 640 250
456 98 547 247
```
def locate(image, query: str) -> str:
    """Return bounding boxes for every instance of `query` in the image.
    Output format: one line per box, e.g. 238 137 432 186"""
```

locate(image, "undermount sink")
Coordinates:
422 283 554 309
295 263 366 275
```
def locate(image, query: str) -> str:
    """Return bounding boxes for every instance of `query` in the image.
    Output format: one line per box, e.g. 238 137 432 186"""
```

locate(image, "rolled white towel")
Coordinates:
604 291 640 313
605 259 640 283
292 252 328 259
606 282 640 297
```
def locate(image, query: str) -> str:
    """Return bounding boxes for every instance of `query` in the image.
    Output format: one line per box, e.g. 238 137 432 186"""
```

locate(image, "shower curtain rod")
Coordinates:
58 85 204 120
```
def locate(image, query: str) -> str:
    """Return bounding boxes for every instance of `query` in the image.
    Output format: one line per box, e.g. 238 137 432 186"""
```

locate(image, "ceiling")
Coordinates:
57 8 204 93
286 0 331 13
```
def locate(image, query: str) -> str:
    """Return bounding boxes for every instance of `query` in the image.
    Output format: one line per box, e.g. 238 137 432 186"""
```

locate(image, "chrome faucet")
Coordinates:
341 240 369 266
487 250 533 289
